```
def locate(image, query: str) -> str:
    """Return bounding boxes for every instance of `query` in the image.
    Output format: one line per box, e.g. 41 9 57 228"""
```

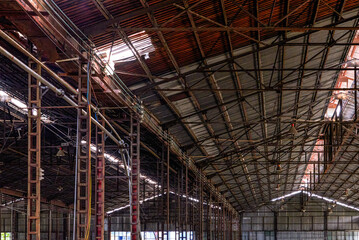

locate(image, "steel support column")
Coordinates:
231 212 233 240
48 208 52 240
95 113 105 239
161 146 165 240
76 60 91 240
130 114 140 240
199 174 203 240
238 215 241 240
107 216 111 240
185 161 188 240
156 157 161 239
27 62 41 240
177 171 181 240
274 211 278 240
324 211 328 240
215 199 219 240
13 211 18 240
209 194 212 240
166 139 170 240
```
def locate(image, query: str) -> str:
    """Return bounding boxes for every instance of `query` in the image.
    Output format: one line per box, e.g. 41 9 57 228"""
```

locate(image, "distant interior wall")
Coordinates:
241 199 359 240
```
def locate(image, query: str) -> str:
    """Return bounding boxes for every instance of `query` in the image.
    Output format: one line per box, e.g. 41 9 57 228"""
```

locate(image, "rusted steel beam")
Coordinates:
181 0 257 207
16 0 84 59
284 0 313 194
221 0 265 207
84 0 184 36
302 14 355 194
175 68 359 72
88 0 239 215
173 3 265 45
0 188 68 208
140 0 250 209
250 0 268 204
113 26 359 32
0 10 49 16
151 13 359 79
154 87 359 92
6 0 242 215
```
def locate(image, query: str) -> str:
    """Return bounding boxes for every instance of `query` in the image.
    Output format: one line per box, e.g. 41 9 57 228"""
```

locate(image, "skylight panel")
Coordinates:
97 31 155 75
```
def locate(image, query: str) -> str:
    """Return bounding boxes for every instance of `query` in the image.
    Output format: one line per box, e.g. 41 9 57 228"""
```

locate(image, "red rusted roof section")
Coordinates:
52 0 359 76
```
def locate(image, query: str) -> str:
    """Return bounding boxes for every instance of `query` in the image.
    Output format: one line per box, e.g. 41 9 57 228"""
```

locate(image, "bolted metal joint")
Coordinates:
56 89 65 98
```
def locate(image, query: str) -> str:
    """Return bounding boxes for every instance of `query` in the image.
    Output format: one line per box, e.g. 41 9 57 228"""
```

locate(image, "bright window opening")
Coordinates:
271 191 359 212
110 231 194 240
97 31 155 75
1 233 11 240
300 139 324 188
325 32 359 118
301 32 359 188
0 90 52 123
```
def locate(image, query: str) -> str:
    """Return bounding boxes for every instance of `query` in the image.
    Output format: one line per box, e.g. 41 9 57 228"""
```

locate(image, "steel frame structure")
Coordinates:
23 0 239 215
76 60 91 240
95 112 105 239
4 0 359 239
0 5 246 240
130 113 140 240
27 61 41 240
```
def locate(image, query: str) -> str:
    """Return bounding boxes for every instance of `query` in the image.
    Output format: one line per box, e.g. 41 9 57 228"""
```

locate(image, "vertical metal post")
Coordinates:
355 65 357 120
192 178 195 240
229 212 233 240
0 206 2 239
223 206 226 240
143 180 146 237
220 202 222 240
209 194 212 240
324 211 328 240
226 209 231 239
13 211 18 240
107 216 111 240
48 208 52 240
224 208 227 240
215 199 219 240
177 171 181 240
223 209 226 240
67 212 71 240
239 215 242 240
95 112 105 239
76 60 91 240
180 167 184 240
166 139 170 240
63 212 68 240
56 209 59 240
130 114 140 240
318 152 321 184
199 175 203 240
27 62 41 240
156 157 160 239
218 201 221 240
274 211 278 240
161 146 165 240
185 162 188 240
